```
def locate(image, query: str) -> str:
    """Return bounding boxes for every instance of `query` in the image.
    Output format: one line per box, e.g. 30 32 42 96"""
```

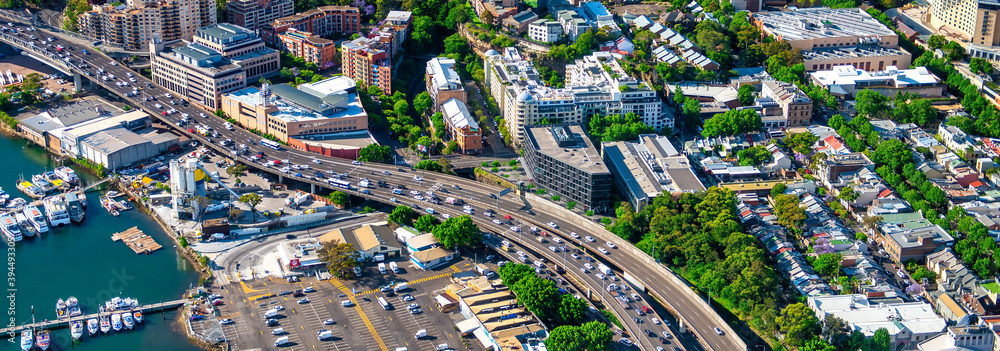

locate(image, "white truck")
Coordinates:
415 329 427 339
317 330 333 340
378 263 387 275
358 178 371 188
264 309 279 319
394 282 409 292
445 197 463 205
274 336 290 346
204 201 228 213
389 261 399 273
231 227 263 237
598 264 612 275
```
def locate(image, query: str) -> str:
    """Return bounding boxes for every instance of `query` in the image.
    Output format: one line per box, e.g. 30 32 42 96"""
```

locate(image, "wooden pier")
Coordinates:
112 226 163 254
0 299 192 337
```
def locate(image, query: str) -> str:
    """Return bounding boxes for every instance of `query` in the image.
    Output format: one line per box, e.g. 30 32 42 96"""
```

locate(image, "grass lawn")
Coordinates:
468 7 482 24
525 0 538 7
984 282 1000 294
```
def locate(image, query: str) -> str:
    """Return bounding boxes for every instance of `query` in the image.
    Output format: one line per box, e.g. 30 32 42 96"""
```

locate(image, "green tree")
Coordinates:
777 303 822 348
928 35 947 49
828 114 846 130
328 191 350 207
783 132 819 155
855 89 888 119
498 263 536 287
673 86 686 106
580 321 614 351
702 108 763 138
587 112 654 142
226 164 247 183
558 294 588 325
414 91 433 114
545 326 586 351
813 253 843 277
318 239 361 279
238 193 263 222
737 145 772 166
801 337 837 351
415 160 444 172
410 16 436 51
389 206 418 225
414 215 441 232
738 84 756 106
911 266 937 283
771 183 787 198
774 194 806 230
431 215 482 249
358 144 392 163
867 328 891 351
871 139 913 173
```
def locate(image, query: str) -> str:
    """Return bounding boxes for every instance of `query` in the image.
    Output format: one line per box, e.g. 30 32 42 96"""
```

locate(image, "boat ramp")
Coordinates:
111 226 163 254
0 299 191 337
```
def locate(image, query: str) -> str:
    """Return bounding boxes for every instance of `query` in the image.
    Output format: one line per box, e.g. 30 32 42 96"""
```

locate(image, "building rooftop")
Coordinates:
162 44 242 74
810 65 940 87
603 134 704 199
802 45 908 60
385 10 412 24
524 125 610 175
751 7 896 41
441 98 478 131
80 127 148 155
427 57 463 91
809 294 947 337
227 76 365 123
198 23 254 42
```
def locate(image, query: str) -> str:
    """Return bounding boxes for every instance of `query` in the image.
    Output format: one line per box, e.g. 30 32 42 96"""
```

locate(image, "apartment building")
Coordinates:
485 48 672 145
261 6 360 45
440 98 482 154
602 134 705 211
192 23 279 83
425 57 466 110
150 38 247 110
274 29 337 67
502 10 538 34
220 77 368 143
751 8 910 72
79 0 216 50
557 9 590 41
471 0 520 26
528 19 562 43
809 65 947 99
227 0 293 32
931 0 1000 45
523 125 612 211
760 80 812 127
341 11 412 95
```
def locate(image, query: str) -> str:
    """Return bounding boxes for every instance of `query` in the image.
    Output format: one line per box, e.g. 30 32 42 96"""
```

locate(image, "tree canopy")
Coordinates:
431 215 482 249
587 112 654 143
702 109 763 138
358 144 392 163
318 239 360 279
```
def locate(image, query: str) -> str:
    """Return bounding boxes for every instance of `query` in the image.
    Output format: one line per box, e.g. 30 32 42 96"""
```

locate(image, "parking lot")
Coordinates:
214 257 470 351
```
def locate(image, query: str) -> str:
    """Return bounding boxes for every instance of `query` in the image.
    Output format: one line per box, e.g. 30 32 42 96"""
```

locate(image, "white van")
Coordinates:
389 261 399 273
271 328 284 335
317 330 334 340
394 283 409 292
274 336 290 346
415 329 427 339
378 297 391 310
264 309 278 318
378 263 387 274
341 300 353 307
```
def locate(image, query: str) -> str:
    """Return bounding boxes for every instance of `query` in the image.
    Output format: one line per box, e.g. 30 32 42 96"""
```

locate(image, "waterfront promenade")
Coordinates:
0 299 192 336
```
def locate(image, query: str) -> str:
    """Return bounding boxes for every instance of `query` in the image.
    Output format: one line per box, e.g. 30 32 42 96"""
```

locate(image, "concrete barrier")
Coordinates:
523 193 746 351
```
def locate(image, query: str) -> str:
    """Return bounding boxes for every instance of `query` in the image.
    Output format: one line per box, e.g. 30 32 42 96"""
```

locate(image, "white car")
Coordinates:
464 209 473 214
413 176 423 181
414 195 424 201
410 190 420 196
463 205 473 210
165 93 171 98
606 242 616 249
714 327 724 335
595 273 605 280
549 246 557 252
571 253 580 259
110 61 117 65
546 222 558 228
570 232 579 239
312 159 321 164
492 219 502 225
585 236 595 242
182 113 189 118
553 237 562 243
442 213 451 219
273 305 285 311
598 247 609 255
200 113 207 118
511 226 520 232
584 263 594 270
652 318 661 325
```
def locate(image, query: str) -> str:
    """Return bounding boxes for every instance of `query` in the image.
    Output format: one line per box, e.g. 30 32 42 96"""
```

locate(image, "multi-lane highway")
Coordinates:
0 19 747 351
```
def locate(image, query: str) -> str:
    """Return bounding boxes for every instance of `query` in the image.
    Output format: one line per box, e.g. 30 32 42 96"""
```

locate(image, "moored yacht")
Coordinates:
122 312 134 329
19 328 32 351
54 166 79 184
35 330 49 350
43 196 69 227
87 318 98 336
70 320 83 340
111 313 122 332
65 192 84 223
24 205 48 234
13 212 33 238
99 315 110 333
0 213 22 242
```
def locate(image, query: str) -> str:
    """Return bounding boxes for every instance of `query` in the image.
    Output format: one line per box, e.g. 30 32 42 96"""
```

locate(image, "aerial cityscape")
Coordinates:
2 0 1000 349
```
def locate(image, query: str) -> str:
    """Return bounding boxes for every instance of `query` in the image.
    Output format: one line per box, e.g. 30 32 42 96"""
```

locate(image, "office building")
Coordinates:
602 134 705 211
759 80 812 127
150 38 247 110
341 11 411 95
528 19 562 43
192 23 279 83
809 65 947 99
751 8 910 71
918 326 995 351
440 98 482 154
931 0 1000 45
220 77 368 143
79 0 216 50
523 125 612 212
580 1 618 35
274 29 337 67
261 6 360 45
809 294 947 348
227 0 293 32
485 48 671 145
425 57 466 110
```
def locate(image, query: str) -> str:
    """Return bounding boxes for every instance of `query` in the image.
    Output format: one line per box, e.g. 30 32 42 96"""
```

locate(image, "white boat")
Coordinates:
43 196 69 227
111 313 122 332
133 310 143 324
87 318 98 335
104 297 138 312
24 205 48 234
122 312 134 329
71 320 83 340
20 328 32 351
54 166 79 184
35 330 50 350
6 197 26 209
99 315 110 333
65 192 84 223
0 213 23 242
56 299 67 319
13 212 34 237
67 296 81 317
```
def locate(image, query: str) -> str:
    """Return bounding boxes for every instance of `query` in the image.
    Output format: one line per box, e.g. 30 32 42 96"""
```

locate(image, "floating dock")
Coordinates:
111 226 163 254
0 299 191 337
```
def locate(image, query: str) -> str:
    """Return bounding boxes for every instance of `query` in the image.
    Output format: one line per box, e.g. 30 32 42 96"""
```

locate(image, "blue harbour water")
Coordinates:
0 135 202 351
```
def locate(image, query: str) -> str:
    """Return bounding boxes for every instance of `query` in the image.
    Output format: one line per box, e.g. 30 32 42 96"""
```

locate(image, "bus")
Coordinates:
327 179 351 190
260 139 281 150
377 297 391 310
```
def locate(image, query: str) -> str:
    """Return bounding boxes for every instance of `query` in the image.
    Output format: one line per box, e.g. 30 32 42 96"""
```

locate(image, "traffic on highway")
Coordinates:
0 19 745 351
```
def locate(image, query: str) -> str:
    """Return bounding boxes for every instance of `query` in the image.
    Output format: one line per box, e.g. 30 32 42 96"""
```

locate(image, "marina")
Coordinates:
0 299 192 337
111 226 163 254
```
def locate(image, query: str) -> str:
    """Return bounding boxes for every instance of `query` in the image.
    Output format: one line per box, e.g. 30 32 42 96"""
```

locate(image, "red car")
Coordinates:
503 215 512 220
187 129 195 133
640 305 652 313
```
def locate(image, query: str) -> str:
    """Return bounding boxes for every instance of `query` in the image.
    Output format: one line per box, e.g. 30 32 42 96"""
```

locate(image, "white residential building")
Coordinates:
528 19 562 43
809 294 947 349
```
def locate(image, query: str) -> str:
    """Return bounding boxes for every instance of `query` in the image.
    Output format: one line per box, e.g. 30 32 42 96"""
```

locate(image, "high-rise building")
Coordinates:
79 0 216 51
192 23 279 83
523 124 612 212
425 57 466 110
274 29 338 67
751 8 910 72
260 6 360 45
226 0 293 32
150 38 247 110
341 11 411 95
931 0 1000 46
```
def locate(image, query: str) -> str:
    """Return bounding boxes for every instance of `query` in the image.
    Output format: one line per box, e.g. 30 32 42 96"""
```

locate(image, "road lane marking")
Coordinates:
334 281 388 351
